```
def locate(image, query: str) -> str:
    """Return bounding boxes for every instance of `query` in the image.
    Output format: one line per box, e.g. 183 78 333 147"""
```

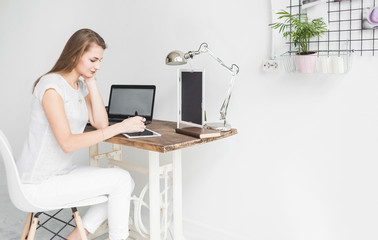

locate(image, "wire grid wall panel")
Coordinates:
287 0 378 56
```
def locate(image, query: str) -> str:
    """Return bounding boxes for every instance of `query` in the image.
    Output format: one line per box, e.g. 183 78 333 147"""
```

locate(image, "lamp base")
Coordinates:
205 122 232 132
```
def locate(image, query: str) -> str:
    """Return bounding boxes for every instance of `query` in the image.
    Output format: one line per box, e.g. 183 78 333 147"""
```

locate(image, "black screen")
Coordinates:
181 71 203 125
108 88 154 116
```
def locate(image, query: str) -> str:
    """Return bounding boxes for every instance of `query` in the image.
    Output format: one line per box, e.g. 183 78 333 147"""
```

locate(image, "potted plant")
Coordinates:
269 10 327 73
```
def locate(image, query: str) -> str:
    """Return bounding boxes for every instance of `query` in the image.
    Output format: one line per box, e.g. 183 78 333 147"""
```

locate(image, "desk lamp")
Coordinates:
165 42 239 131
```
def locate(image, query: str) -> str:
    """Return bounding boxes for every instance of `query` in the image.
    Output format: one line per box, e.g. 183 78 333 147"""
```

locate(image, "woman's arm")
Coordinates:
42 88 146 153
84 78 108 129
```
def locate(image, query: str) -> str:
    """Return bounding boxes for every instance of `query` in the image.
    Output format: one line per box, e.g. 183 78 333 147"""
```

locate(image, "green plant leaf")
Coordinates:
269 10 327 53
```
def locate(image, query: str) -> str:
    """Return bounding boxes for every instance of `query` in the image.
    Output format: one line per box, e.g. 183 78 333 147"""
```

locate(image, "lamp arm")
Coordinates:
219 74 236 121
202 46 240 76
183 42 240 124
200 43 239 122
184 43 240 75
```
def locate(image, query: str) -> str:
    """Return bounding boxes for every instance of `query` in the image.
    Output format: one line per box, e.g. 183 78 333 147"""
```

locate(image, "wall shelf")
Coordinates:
285 0 378 56
281 51 353 74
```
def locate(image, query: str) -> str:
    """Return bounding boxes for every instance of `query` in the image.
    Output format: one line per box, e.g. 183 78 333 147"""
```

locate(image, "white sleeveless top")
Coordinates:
17 73 88 184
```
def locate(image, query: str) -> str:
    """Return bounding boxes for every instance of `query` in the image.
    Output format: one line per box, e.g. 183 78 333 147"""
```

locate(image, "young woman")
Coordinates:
17 29 144 240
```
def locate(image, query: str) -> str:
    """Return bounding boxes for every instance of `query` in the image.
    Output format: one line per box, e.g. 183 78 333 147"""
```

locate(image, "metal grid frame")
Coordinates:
287 0 378 56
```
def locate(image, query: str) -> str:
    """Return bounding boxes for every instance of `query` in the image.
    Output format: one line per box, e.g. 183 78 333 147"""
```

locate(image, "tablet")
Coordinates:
178 69 205 127
122 128 161 139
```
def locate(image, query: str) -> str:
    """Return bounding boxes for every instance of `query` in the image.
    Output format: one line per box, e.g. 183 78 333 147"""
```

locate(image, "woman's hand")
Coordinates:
83 76 96 86
118 116 146 133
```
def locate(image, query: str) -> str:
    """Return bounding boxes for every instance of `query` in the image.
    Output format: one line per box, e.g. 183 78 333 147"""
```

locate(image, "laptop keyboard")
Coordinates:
109 120 151 126
109 121 118 126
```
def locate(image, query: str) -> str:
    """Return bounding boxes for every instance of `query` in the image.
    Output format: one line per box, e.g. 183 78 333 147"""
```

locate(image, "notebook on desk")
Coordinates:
107 85 160 138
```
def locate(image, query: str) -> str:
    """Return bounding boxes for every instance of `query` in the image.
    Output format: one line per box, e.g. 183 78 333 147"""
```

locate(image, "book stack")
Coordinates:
175 127 221 139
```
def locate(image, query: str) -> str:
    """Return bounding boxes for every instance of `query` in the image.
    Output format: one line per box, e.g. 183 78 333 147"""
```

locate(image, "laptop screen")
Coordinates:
107 85 156 121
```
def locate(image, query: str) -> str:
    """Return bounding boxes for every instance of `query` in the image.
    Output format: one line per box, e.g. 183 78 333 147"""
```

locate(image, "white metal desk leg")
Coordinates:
113 144 122 161
173 150 185 240
89 144 99 167
149 151 161 240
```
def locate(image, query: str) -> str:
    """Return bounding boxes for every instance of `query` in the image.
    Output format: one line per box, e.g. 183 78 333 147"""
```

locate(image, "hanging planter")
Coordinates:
295 51 317 73
269 10 327 73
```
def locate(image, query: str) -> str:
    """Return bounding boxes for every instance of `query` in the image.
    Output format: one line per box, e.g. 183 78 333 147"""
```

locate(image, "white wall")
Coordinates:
1 1 378 240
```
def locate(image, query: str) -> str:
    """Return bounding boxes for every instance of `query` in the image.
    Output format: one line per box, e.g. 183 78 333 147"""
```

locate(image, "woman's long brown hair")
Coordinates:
32 28 106 92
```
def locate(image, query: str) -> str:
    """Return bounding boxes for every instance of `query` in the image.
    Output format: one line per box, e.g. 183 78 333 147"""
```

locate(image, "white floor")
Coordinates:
0 184 107 240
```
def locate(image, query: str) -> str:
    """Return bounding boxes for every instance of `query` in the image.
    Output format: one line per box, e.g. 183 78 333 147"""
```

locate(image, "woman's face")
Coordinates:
76 43 104 79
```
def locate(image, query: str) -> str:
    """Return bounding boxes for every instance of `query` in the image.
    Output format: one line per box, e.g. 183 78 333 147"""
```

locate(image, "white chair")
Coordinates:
0 130 108 240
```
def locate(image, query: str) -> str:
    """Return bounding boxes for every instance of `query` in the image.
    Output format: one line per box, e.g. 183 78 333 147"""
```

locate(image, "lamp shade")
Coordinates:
165 50 187 65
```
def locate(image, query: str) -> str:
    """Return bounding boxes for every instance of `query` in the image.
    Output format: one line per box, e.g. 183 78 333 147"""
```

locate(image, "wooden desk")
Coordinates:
86 120 237 240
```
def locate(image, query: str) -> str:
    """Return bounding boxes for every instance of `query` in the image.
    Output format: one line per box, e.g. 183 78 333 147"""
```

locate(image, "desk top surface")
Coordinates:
85 120 237 153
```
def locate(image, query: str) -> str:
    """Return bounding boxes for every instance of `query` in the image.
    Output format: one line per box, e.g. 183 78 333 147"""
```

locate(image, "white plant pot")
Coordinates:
295 52 317 73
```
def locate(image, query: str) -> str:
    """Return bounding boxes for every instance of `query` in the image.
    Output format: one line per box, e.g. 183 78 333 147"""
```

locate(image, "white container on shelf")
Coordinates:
330 56 345 74
317 56 330 73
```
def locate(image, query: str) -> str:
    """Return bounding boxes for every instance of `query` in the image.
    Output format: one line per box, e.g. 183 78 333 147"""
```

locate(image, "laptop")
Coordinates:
107 85 161 138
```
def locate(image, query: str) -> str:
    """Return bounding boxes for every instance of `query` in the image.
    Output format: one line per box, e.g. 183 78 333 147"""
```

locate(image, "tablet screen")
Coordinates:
179 69 205 127
122 128 161 138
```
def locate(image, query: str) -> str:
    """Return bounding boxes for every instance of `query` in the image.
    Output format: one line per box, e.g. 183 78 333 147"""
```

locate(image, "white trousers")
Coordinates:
23 166 135 240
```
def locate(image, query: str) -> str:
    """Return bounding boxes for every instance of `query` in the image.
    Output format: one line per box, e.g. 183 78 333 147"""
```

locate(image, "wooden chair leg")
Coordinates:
71 208 88 240
26 214 39 240
20 213 33 240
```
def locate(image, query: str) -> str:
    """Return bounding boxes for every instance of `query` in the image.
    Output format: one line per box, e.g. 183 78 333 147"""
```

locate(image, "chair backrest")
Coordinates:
0 130 41 212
